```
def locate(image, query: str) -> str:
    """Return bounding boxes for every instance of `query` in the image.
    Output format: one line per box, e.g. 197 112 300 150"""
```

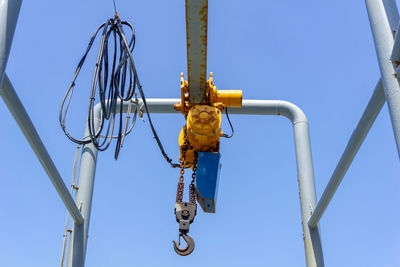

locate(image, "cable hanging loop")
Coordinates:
60 16 180 165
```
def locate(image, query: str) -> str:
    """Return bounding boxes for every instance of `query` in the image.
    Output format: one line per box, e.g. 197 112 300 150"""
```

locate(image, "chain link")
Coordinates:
176 127 188 202
176 126 198 204
189 151 198 204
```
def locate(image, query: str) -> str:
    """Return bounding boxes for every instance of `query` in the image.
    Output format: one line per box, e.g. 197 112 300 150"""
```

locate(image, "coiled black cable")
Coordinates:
60 16 180 166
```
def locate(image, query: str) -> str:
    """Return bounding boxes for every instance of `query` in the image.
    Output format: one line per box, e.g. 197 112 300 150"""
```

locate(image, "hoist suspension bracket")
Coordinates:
206 72 242 108
176 72 242 166
174 72 243 114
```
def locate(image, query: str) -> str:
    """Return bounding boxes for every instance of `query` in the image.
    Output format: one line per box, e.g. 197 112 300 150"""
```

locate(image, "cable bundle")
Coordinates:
60 16 179 165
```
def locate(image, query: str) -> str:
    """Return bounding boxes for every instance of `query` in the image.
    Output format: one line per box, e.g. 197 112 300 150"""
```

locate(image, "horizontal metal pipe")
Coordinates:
123 98 307 122
0 74 84 224
308 80 386 228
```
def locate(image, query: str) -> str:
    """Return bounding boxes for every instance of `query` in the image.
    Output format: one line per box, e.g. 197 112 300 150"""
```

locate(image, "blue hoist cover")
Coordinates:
195 152 221 213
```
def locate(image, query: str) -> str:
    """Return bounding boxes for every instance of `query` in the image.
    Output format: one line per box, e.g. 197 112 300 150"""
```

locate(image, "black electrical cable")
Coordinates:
222 107 234 138
60 16 180 167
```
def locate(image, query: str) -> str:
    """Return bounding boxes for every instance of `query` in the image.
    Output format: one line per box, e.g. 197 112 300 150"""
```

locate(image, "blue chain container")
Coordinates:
195 152 221 213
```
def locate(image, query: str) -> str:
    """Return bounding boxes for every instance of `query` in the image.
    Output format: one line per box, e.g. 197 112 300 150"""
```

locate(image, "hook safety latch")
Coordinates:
172 202 197 256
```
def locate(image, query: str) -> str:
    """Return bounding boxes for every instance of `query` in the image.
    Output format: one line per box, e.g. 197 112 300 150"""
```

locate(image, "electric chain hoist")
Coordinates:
59 4 242 259
172 72 242 256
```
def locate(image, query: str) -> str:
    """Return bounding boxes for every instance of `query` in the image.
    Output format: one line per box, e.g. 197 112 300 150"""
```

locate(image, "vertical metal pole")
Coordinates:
0 0 22 86
66 108 100 267
293 123 324 267
366 0 400 159
278 102 324 267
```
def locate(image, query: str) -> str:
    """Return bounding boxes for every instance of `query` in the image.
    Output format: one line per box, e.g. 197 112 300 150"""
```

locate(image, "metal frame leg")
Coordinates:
366 0 400 159
308 81 386 228
66 107 100 267
1 73 84 224
278 102 324 267
0 0 22 86
234 100 325 266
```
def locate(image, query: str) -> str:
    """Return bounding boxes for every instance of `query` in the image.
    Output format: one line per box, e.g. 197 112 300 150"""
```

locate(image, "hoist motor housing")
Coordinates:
187 105 222 151
177 72 242 167
195 151 221 213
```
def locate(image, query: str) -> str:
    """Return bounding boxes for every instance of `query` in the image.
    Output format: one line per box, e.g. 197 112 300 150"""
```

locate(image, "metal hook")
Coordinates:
172 233 195 256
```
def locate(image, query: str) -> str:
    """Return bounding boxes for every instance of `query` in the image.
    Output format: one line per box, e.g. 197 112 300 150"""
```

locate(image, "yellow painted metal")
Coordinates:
178 105 222 168
175 72 243 114
175 73 191 114
176 72 242 166
216 90 242 107
187 105 222 151
207 72 242 108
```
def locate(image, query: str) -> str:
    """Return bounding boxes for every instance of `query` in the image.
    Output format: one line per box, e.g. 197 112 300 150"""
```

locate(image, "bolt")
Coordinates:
182 209 190 217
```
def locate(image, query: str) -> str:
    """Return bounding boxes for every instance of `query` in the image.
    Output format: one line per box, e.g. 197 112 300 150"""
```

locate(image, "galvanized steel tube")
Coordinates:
308 81 386 228
277 101 324 267
366 0 400 158
0 0 22 86
0 74 84 224
383 0 399 33
66 105 101 267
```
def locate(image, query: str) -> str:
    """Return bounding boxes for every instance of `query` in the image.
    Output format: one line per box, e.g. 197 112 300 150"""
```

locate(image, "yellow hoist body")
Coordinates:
175 72 242 167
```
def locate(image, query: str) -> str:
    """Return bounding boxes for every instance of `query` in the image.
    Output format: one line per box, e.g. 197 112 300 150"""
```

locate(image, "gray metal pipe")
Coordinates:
66 107 101 267
67 98 324 267
387 0 400 62
0 74 84 224
383 0 399 33
366 0 400 159
0 0 22 86
308 80 386 228
307 1 397 230
392 25 400 62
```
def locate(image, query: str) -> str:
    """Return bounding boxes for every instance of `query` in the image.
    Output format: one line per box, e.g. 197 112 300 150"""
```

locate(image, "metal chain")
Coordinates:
176 127 199 204
173 127 198 255
176 127 188 203
189 151 198 204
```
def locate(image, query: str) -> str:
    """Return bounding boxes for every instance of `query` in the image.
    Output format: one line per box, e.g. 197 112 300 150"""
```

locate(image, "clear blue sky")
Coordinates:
1 1 400 266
